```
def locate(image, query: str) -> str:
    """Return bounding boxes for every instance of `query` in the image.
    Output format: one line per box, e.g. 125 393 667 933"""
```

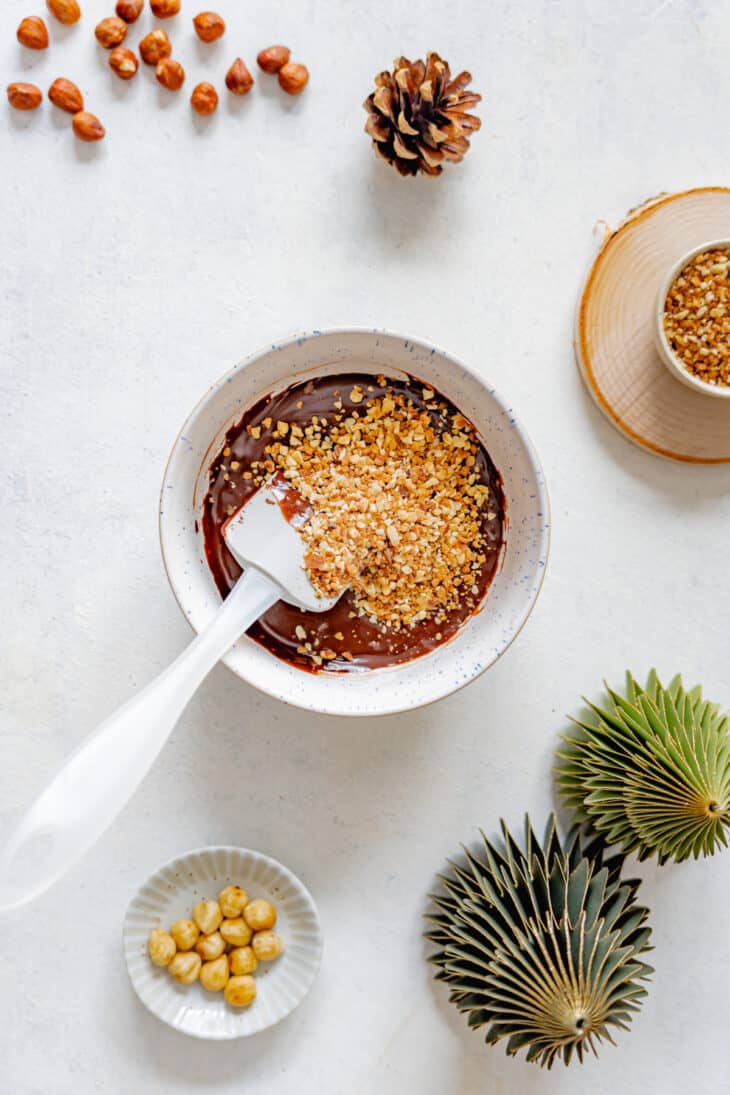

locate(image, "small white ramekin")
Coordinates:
123 846 322 1040
159 329 550 717
654 239 730 399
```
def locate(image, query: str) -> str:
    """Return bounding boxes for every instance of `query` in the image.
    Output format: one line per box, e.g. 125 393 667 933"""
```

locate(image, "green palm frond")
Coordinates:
556 671 730 864
425 815 653 1069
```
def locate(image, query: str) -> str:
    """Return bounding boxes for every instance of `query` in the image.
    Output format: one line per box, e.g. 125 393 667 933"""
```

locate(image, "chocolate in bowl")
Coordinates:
202 372 505 673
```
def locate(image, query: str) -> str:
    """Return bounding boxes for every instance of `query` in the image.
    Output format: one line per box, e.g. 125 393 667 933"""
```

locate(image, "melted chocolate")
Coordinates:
202 373 505 672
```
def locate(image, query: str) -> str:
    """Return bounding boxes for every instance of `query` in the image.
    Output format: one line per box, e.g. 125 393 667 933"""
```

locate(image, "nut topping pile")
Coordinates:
260 379 492 631
663 248 730 387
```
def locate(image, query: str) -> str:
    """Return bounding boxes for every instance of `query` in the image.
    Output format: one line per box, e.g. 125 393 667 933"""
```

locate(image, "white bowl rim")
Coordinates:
159 326 551 716
122 844 323 1040
654 238 730 399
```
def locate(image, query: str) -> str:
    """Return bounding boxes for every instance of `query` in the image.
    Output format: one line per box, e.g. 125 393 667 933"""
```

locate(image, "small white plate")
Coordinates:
123 846 323 1040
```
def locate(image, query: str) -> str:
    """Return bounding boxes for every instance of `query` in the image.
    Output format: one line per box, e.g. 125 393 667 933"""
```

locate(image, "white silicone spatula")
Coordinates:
0 479 339 911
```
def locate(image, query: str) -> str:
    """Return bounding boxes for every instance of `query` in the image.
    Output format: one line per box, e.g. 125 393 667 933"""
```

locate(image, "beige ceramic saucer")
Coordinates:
575 187 730 463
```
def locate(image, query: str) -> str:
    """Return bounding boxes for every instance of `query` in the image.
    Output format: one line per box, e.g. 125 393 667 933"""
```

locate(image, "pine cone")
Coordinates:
363 52 481 177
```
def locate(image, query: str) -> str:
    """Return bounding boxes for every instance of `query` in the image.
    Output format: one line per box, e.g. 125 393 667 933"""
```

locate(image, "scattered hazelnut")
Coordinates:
46 0 81 24
195 931 226 961
169 951 201 984
109 46 138 79
148 928 176 967
72 110 105 141
225 58 253 96
218 885 249 917
16 16 49 50
224 974 256 1008
191 81 218 115
48 77 84 114
169 918 200 950
219 917 252 947
243 898 277 931
192 899 223 935
252 930 285 962
257 45 290 73
278 62 309 96
228 946 258 976
193 11 225 41
115 0 143 20
150 0 180 16
200 955 229 993
6 82 43 110
95 16 127 48
139 28 171 65
156 57 185 90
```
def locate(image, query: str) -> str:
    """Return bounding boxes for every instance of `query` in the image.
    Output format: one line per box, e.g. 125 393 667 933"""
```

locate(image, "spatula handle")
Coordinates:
0 568 277 912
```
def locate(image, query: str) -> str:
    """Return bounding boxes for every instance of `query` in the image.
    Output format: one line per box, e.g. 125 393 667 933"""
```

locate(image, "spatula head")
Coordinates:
222 479 341 613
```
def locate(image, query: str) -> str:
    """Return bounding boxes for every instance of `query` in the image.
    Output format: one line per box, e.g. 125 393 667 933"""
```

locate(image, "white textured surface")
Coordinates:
1 1 730 1093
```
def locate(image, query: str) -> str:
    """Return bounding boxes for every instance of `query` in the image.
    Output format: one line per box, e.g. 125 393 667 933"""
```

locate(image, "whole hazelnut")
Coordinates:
278 62 309 96
95 16 127 48
139 28 171 65
257 45 290 74
224 974 256 1008
193 11 225 42
115 0 143 21
191 81 218 115
16 16 49 50
225 58 253 95
109 47 138 80
48 77 84 114
156 57 185 91
46 0 81 25
6 82 43 110
72 111 105 141
169 951 201 984
150 0 180 16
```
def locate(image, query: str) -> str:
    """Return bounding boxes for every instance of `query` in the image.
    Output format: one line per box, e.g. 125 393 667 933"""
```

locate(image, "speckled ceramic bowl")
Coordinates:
123 846 322 1040
159 329 550 716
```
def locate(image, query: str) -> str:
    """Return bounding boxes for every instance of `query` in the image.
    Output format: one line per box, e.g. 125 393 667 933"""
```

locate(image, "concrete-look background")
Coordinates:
2 1 729 1092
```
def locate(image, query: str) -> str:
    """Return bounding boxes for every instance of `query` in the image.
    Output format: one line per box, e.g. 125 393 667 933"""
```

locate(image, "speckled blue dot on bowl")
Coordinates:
159 329 550 717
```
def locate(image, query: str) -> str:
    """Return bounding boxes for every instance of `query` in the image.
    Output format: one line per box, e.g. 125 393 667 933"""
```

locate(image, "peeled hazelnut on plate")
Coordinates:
225 58 253 96
257 45 290 73
192 899 223 935
243 898 277 931
148 928 176 966
72 111 105 141
220 917 252 947
169 951 201 984
17 16 49 50
169 918 199 950
6 82 43 110
200 955 229 992
95 16 127 47
193 11 225 42
191 81 218 115
252 930 285 962
48 77 84 113
278 63 309 96
228 945 258 976
225 974 256 1008
196 931 226 961
156 57 185 90
47 0 81 24
139 28 171 65
109 47 138 79
115 0 143 20
219 884 249 917
150 0 180 16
